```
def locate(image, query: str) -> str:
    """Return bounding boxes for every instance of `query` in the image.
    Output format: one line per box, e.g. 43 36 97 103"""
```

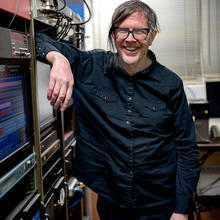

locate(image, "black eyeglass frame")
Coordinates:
113 27 151 40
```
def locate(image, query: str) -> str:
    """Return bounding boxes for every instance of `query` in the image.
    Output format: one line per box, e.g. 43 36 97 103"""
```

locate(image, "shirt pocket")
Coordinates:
143 102 170 128
93 87 124 121
144 102 166 113
94 87 117 102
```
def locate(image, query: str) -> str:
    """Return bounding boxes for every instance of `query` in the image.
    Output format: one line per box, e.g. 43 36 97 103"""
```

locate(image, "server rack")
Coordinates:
0 0 89 220
0 0 87 219
0 2 42 217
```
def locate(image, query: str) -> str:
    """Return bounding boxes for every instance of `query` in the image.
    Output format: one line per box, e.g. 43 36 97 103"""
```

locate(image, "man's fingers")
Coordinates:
46 55 74 111
50 81 61 107
47 77 55 100
60 85 73 111
54 83 67 109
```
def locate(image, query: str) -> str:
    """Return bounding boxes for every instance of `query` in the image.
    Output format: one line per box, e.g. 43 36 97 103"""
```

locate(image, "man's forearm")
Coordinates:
46 51 68 65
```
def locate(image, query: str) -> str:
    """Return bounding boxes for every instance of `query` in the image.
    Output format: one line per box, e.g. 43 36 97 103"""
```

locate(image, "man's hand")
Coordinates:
46 51 74 111
170 213 188 220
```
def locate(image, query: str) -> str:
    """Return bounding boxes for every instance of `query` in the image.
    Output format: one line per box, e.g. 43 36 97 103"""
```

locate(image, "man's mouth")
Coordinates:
126 47 137 51
123 46 140 52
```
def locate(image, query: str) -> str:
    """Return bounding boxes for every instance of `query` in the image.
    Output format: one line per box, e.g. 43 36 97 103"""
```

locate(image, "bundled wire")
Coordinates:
39 0 91 42
68 184 86 209
55 14 72 40
38 9 61 33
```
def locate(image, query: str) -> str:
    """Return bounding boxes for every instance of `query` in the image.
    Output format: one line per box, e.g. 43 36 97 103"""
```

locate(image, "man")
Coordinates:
35 0 200 219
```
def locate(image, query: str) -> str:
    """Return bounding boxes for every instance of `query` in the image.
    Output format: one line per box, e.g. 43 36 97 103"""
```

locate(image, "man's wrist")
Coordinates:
171 213 188 220
46 51 66 65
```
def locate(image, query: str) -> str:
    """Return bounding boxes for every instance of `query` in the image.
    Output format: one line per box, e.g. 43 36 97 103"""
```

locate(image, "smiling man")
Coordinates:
112 11 156 74
35 0 200 219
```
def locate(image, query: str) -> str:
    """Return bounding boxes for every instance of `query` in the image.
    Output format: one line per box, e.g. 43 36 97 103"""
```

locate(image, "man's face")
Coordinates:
113 11 156 70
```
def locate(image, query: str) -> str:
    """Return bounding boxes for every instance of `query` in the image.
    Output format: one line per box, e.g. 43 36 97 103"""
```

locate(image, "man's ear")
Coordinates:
148 30 157 46
112 31 116 40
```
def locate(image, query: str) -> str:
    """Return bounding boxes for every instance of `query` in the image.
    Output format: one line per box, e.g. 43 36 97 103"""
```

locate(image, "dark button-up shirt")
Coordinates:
35 33 200 213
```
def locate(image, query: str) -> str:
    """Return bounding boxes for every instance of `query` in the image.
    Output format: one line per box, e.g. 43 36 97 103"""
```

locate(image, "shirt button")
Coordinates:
128 109 131 113
129 170 133 175
128 97 132 101
126 121 130 124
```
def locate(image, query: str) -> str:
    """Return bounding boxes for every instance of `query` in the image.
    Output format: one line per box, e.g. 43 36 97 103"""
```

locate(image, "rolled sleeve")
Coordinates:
35 33 60 60
35 32 81 65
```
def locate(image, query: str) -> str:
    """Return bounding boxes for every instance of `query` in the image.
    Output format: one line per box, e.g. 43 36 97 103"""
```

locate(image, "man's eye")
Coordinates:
119 29 128 33
134 30 146 34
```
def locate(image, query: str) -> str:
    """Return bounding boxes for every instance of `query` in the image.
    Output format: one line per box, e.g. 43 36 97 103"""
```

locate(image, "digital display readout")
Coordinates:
0 64 29 161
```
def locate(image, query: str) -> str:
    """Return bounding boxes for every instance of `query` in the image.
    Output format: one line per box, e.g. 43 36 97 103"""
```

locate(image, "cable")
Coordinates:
56 13 71 40
60 16 72 40
70 0 92 26
38 9 61 33
68 187 84 208
8 0 22 28
198 177 220 195
38 0 90 41
56 0 66 11
54 12 65 39
53 0 58 9
38 9 69 40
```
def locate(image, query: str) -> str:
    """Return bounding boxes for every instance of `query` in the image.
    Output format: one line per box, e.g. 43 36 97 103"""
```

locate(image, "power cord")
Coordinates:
68 186 84 208
8 0 22 28
56 0 66 11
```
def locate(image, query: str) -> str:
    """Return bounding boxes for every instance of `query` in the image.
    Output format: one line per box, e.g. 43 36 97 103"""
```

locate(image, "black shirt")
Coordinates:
35 33 200 213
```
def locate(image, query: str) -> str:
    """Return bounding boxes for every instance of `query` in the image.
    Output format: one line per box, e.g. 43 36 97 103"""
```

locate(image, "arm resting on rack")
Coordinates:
46 51 74 111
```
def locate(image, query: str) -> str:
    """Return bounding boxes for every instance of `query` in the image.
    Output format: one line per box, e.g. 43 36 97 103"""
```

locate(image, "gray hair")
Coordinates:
108 0 159 50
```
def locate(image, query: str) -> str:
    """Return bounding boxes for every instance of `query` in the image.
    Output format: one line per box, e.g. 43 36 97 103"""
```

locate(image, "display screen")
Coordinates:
0 64 29 162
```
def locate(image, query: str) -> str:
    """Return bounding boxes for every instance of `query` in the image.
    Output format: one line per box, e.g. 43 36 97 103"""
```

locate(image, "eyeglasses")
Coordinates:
113 27 150 41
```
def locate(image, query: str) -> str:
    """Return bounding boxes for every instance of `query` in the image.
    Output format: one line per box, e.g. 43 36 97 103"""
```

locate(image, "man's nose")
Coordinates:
126 32 136 40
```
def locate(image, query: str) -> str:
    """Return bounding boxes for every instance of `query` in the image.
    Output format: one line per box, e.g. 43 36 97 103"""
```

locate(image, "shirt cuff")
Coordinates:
175 196 193 214
36 42 60 60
